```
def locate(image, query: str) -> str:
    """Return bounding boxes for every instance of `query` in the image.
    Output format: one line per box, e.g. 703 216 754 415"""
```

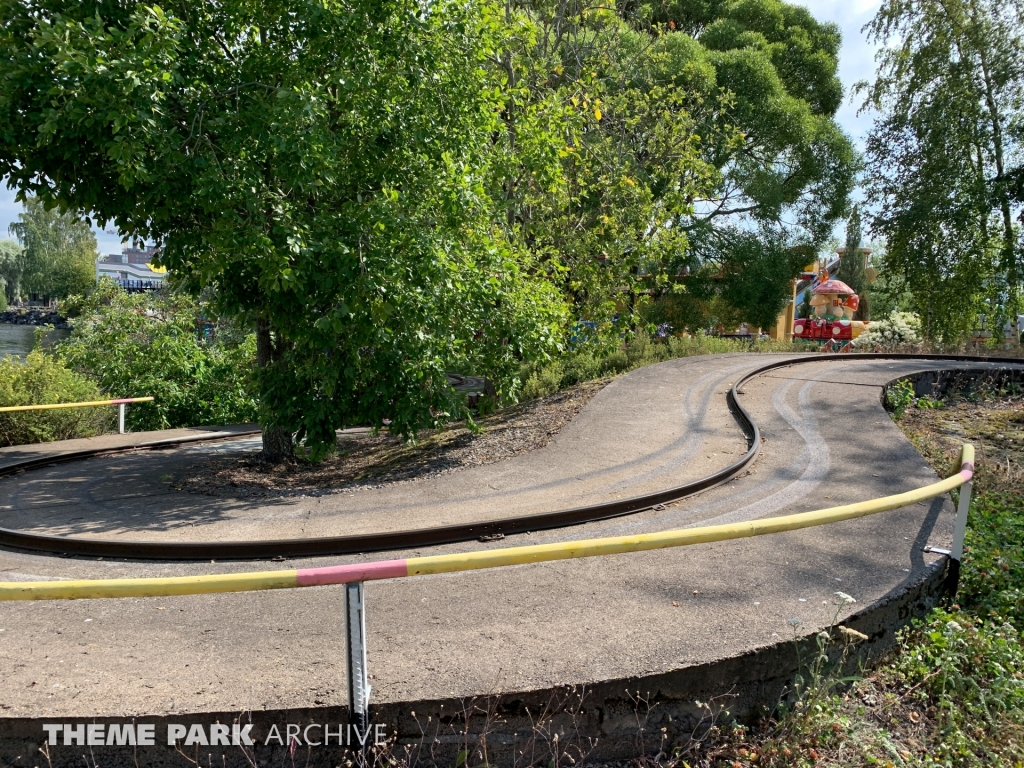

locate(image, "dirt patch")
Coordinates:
898 394 1024 492
174 379 610 499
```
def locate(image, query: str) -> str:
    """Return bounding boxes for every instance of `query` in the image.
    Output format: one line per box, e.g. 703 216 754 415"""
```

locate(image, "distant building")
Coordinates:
97 245 167 291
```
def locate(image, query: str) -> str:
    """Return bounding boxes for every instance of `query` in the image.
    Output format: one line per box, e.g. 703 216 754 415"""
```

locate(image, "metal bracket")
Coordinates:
346 582 371 734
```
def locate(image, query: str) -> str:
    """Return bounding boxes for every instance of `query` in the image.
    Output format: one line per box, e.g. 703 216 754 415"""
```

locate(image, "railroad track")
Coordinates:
0 352 1018 561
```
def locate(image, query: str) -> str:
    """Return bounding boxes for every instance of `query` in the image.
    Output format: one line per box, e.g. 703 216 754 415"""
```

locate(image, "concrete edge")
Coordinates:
0 559 948 766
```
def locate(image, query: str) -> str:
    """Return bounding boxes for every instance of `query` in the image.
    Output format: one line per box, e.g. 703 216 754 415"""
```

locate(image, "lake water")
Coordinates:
0 324 72 359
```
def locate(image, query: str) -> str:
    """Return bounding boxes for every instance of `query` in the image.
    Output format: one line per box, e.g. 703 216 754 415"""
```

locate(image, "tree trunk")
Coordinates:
256 316 294 463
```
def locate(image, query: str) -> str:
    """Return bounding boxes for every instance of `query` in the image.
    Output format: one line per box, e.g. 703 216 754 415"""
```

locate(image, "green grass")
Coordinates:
518 333 804 400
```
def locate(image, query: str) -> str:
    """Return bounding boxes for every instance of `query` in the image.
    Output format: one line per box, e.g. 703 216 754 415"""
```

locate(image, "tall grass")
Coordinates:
518 333 804 400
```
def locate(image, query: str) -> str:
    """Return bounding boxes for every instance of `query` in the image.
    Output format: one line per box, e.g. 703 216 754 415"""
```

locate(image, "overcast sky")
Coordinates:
0 0 882 255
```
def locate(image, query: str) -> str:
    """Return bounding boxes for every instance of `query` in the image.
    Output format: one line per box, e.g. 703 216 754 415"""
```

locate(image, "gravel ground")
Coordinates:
175 379 609 499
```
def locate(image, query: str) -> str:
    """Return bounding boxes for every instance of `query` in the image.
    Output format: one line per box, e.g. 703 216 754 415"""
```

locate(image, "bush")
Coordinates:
0 349 113 446
59 281 258 431
852 310 922 350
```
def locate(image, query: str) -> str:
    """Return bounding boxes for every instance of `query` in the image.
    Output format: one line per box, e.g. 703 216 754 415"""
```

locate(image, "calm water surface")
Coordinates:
0 324 71 359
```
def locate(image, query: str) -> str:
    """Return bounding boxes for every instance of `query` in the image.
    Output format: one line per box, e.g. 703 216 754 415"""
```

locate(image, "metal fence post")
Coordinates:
947 478 973 597
346 582 371 746
118 403 126 434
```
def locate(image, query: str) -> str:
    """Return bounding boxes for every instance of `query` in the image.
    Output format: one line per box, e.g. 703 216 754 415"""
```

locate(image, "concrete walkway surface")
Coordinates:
0 353 1015 761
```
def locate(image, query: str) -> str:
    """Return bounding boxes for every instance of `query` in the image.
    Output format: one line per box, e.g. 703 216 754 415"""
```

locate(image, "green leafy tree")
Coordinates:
797 288 812 320
0 239 24 307
649 0 859 272
0 0 566 460
860 0 1023 342
8 197 96 302
840 204 869 320
59 280 258 432
687 232 809 330
865 245 915 318
488 0 857 332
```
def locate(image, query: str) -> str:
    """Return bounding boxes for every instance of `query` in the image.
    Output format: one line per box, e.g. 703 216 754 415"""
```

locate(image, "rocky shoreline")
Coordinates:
0 308 70 329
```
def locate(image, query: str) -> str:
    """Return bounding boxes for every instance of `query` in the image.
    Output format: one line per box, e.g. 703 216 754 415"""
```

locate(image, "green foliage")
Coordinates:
489 0 857 330
0 239 23 306
884 378 917 419
797 289 812 320
59 281 258 432
889 611 1024 763
864 244 916 317
0 349 112 446
8 196 97 301
861 0 1024 343
688 233 811 330
0 0 856 457
958 491 1024 623
0 0 566 458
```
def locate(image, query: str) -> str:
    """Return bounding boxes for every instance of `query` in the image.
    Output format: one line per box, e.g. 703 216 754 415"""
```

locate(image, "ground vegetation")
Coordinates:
0 343 112 446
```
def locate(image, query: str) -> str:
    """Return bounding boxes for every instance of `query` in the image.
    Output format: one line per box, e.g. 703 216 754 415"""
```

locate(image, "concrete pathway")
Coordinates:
0 355 1003 722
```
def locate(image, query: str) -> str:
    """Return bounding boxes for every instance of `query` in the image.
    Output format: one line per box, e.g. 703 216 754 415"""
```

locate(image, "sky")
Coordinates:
0 0 883 255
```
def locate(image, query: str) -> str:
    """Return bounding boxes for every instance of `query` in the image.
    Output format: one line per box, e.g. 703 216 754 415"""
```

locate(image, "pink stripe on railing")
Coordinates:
960 461 974 482
295 560 408 587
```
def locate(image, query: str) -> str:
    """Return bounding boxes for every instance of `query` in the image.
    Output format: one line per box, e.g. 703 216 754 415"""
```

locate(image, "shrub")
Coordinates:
600 350 629 375
0 349 113 446
852 310 922 350
884 378 916 419
59 281 258 431
519 360 563 400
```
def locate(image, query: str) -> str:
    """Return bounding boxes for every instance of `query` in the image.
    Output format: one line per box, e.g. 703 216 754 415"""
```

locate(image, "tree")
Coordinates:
8 197 97 302
0 239 24 306
649 0 860 282
860 0 1023 342
840 204 869 319
0 0 566 460
865 244 915 317
488 0 859 331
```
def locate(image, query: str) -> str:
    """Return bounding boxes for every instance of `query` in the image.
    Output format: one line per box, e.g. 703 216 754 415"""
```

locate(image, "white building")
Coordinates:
96 245 167 290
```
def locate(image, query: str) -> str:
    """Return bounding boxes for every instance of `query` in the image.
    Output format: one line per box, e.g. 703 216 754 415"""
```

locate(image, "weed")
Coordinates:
884 378 916 419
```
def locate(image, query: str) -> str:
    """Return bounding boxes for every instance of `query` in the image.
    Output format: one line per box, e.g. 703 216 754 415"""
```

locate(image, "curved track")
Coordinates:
0 353 1015 560
1 352 1022 751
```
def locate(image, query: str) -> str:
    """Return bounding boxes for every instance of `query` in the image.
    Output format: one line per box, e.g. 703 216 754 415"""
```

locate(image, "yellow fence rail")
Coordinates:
0 442 976 735
0 396 155 434
0 396 154 413
0 444 975 602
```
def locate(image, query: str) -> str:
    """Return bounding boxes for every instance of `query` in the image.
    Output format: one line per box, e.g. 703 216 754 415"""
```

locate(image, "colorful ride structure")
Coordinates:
792 268 869 347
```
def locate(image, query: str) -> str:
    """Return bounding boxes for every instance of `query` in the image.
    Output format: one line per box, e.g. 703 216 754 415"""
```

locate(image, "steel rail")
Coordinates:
0 445 974 601
0 353 1018 561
